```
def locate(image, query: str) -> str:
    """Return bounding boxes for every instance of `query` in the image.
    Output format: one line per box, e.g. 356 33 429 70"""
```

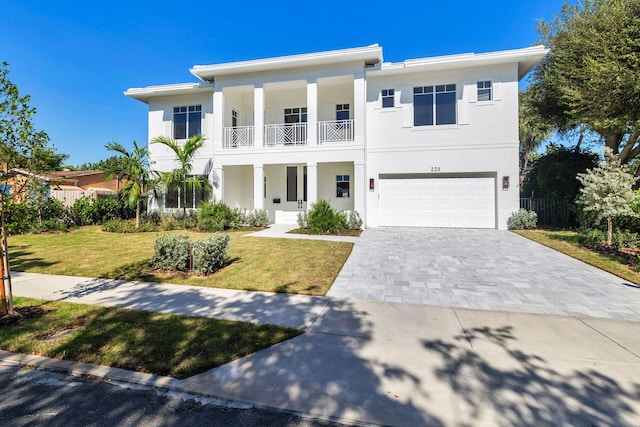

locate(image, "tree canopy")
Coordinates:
531 0 640 164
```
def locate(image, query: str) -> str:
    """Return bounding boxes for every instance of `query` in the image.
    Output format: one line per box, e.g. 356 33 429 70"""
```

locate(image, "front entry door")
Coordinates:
285 165 307 212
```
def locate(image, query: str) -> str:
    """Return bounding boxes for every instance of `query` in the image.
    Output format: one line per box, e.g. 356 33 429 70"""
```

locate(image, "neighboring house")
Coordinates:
3 169 120 206
125 44 548 229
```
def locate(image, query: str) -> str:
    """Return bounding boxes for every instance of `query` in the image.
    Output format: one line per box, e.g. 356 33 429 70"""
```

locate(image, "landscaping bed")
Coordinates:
8 226 353 295
0 297 301 379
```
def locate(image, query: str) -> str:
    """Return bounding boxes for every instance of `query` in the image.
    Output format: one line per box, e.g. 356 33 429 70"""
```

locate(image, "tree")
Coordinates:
522 144 599 199
151 134 210 220
105 141 154 229
1 62 65 316
532 0 640 165
577 148 637 245
519 87 554 186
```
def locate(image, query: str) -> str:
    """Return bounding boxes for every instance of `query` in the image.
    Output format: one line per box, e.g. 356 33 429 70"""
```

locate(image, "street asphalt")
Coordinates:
3 227 640 426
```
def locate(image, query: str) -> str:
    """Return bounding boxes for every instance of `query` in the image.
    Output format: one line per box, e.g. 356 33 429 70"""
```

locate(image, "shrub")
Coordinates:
345 210 363 230
149 234 191 271
581 228 607 250
507 209 538 230
70 196 96 226
297 211 308 229
197 200 236 231
307 199 344 234
192 233 231 275
612 230 640 249
248 209 269 228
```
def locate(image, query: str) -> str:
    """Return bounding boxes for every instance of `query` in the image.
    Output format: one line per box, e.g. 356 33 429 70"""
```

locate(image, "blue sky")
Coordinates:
1 0 566 166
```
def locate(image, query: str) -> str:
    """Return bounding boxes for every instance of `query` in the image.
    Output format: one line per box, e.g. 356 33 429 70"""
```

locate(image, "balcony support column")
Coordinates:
353 73 366 143
253 164 263 210
306 79 318 145
254 84 264 147
306 162 317 208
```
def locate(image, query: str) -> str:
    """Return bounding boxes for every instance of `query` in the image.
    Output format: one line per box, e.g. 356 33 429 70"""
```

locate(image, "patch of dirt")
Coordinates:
0 305 46 326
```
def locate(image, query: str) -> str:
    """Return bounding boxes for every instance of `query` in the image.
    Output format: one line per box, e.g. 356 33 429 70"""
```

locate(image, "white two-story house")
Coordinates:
125 44 547 230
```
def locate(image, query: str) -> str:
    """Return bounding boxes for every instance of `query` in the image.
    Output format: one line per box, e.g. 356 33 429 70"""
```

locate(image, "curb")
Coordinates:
0 350 379 427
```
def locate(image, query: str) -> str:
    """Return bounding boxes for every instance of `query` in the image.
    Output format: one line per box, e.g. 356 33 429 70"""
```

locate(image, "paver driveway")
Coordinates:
328 227 640 320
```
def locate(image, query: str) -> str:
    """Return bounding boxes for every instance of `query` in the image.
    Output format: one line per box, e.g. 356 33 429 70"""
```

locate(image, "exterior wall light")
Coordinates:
502 176 509 190
369 178 375 191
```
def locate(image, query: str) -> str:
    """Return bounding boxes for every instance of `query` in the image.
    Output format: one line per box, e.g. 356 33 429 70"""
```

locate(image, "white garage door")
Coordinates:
379 176 496 228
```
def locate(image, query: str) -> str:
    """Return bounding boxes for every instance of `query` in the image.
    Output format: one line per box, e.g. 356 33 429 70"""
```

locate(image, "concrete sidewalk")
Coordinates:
7 271 640 426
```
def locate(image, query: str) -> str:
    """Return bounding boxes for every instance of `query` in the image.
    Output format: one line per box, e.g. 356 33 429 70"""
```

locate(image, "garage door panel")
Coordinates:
379 177 496 228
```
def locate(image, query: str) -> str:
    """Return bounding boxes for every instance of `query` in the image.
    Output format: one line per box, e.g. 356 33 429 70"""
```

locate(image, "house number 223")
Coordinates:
430 167 441 172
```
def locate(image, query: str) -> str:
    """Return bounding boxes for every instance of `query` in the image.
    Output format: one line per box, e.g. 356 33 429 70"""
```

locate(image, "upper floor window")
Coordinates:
477 81 492 102
413 84 456 126
173 105 201 139
284 107 307 123
232 109 238 127
382 89 394 108
336 104 350 120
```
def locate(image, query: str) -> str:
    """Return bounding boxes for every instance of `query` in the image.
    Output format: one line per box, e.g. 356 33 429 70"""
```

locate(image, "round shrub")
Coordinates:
507 209 538 230
149 234 191 271
192 233 231 275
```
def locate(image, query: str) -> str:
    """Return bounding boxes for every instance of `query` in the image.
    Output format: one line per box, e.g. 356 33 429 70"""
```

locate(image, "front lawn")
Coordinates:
513 229 640 286
0 297 301 379
8 226 353 295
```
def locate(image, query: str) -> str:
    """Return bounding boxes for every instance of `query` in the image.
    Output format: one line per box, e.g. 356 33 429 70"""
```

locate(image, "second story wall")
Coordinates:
366 63 519 150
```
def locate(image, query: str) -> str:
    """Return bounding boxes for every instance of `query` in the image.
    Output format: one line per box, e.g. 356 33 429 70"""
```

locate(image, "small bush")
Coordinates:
307 199 344 234
192 233 231 275
297 211 308 229
613 230 640 249
149 234 191 271
507 209 538 230
345 210 363 230
581 228 607 249
197 200 236 232
248 209 269 228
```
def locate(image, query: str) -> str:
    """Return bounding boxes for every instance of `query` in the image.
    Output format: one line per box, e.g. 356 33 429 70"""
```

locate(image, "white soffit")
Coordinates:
190 45 384 81
124 82 214 103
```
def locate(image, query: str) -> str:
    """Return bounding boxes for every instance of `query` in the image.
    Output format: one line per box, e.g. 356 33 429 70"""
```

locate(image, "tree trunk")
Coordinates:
519 138 534 187
135 200 140 229
182 182 187 222
0 209 15 316
607 216 613 247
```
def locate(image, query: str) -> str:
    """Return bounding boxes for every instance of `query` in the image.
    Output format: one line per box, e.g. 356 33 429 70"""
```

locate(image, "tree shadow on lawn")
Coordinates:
7 245 57 271
422 325 640 426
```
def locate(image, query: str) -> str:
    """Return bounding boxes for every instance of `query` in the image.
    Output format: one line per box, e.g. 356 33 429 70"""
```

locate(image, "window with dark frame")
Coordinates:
173 105 202 139
336 175 350 198
381 89 394 108
336 104 350 120
477 81 492 102
286 166 297 202
413 84 456 126
232 109 238 127
284 107 307 123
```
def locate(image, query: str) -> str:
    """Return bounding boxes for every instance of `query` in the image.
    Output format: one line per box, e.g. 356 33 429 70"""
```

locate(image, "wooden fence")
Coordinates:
520 198 577 228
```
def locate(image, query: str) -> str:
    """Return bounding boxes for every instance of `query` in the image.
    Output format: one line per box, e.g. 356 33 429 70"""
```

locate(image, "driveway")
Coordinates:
328 227 640 320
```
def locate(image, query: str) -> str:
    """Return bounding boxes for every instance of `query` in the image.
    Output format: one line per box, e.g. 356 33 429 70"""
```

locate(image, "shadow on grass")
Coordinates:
7 245 57 271
422 325 640 425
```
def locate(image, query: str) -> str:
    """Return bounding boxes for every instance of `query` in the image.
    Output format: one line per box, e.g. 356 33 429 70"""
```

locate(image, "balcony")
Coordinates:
264 123 307 147
318 119 353 144
224 126 254 149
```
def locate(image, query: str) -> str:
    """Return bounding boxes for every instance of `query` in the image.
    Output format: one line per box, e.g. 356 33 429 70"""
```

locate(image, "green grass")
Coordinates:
8 226 353 295
513 229 640 286
0 297 301 379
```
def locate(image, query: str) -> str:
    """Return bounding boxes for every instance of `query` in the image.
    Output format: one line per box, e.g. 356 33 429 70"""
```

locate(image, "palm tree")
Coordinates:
105 140 153 229
151 134 210 220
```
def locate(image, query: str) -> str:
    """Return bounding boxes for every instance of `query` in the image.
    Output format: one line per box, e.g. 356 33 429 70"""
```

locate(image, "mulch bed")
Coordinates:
0 305 46 327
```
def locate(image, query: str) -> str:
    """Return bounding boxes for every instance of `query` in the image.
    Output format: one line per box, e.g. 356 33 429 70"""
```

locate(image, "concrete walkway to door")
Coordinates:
328 227 640 321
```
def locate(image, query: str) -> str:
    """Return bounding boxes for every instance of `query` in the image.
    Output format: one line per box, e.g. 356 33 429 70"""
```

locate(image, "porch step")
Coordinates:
274 210 301 225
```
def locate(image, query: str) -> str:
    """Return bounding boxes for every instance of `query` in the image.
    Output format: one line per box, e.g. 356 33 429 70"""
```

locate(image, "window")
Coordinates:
263 176 267 199
164 187 179 208
336 104 350 121
413 84 456 126
382 89 394 108
284 107 307 123
232 109 238 127
336 175 350 198
477 81 492 102
286 166 297 202
173 105 202 139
